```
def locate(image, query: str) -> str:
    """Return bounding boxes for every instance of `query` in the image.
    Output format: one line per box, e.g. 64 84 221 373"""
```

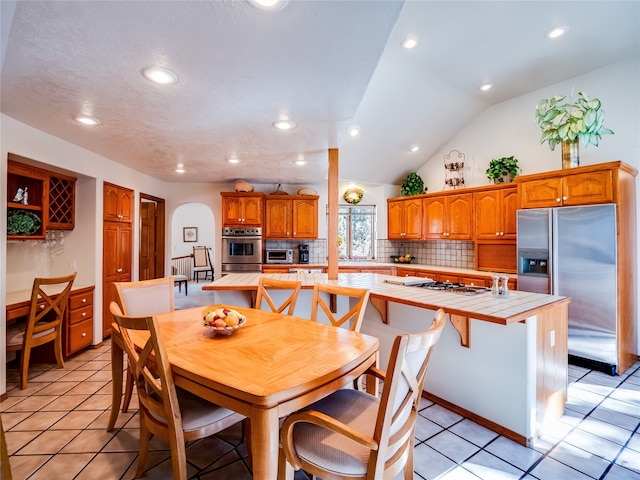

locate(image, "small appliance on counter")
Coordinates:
299 244 309 264
265 248 293 264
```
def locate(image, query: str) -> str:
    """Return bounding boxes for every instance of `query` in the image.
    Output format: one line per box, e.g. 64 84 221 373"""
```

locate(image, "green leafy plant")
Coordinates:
401 172 425 196
534 91 614 151
486 156 520 183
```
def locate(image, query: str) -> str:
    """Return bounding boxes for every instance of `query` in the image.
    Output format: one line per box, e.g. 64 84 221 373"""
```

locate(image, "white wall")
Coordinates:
171 203 216 258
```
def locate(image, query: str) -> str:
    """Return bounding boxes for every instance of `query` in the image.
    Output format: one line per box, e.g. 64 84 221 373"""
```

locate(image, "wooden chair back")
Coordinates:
6 272 76 389
255 277 302 315
192 246 213 281
114 276 175 315
310 283 370 332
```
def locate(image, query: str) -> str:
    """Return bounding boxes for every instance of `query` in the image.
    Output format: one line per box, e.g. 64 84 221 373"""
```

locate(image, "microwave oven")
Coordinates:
265 249 293 264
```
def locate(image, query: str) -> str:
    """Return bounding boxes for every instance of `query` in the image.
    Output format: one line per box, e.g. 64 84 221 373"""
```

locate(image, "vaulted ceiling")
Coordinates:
1 1 638 186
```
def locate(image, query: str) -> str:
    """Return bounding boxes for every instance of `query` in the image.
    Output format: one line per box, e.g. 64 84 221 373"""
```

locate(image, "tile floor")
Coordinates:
2 282 640 479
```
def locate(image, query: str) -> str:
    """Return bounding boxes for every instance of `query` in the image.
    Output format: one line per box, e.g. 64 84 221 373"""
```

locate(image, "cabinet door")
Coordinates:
520 178 563 208
222 196 242 226
563 170 614 206
264 198 291 238
501 188 519 239
242 196 263 225
475 191 501 239
447 194 473 239
117 187 133 223
48 174 76 230
104 184 120 221
292 198 317 238
387 200 405 239
423 197 446 239
404 198 422 239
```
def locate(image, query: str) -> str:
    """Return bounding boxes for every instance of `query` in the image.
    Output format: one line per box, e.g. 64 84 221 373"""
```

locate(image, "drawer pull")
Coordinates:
82 298 87 303
39 305 45 310
81 332 87 337
82 312 87 317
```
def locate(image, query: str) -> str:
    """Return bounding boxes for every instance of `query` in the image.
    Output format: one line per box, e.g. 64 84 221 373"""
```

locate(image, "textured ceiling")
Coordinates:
1 1 639 186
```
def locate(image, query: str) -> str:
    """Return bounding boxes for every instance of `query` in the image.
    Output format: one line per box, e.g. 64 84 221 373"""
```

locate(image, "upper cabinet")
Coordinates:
264 195 318 239
7 154 76 240
474 185 518 241
388 197 422 240
423 193 473 240
518 164 616 209
104 182 133 222
221 192 264 227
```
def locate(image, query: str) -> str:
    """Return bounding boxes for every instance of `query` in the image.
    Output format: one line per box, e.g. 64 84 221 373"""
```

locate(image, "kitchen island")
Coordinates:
204 272 570 446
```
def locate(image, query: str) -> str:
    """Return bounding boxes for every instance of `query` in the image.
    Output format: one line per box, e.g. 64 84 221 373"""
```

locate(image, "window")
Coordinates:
328 205 376 260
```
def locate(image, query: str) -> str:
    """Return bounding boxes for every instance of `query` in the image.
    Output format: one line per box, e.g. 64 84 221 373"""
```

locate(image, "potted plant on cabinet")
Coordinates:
534 91 614 168
486 156 520 183
400 172 426 196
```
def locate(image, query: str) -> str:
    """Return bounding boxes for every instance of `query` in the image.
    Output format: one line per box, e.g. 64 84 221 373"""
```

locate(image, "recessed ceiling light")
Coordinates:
175 163 185 173
247 0 289 11
273 119 296 130
409 144 420 153
228 157 240 164
295 159 307 166
348 126 360 137
546 25 569 39
142 66 179 85
478 83 493 92
74 115 101 126
401 36 419 49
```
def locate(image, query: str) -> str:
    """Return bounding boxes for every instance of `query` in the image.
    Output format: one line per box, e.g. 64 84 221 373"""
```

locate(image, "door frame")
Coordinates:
139 193 166 279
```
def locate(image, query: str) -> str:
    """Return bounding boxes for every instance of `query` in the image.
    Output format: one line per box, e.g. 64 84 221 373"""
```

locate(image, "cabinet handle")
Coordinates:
562 196 567 201
556 198 561 202
293 232 296 236
500 232 504 236
495 232 500 236
82 298 87 303
81 332 87 337
117 268 123 273
82 312 87 317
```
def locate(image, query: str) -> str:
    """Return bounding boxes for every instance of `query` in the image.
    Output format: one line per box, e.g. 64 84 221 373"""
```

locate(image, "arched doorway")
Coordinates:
171 203 216 279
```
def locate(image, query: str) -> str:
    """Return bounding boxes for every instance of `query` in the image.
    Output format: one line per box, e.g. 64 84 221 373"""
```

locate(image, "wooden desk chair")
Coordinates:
192 246 213 282
255 277 302 315
310 283 370 332
107 277 175 432
6 273 76 389
278 309 446 480
110 302 245 480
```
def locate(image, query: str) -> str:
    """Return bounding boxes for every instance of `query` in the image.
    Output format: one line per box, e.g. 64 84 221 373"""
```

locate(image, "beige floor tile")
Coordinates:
0 395 25 411
0 411 31 430
61 429 117 453
87 369 113 382
187 435 241 469
5 453 51 479
41 394 89 411
66 381 108 395
34 381 77 396
4 430 41 454
29 368 71 383
4 382 48 397
76 394 112 410
18 429 81 454
200 458 254 480
57 369 95 382
75 359 110 371
75 451 138 480
102 427 141 452
28 453 95 479
9 410 67 431
50 410 103 430
5 395 58 411
87 410 135 430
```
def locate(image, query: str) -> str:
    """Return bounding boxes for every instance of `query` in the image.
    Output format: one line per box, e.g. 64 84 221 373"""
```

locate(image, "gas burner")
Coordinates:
420 281 463 290
414 281 489 295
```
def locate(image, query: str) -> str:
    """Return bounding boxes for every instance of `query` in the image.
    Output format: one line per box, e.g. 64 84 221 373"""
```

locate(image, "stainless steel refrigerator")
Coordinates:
516 204 618 374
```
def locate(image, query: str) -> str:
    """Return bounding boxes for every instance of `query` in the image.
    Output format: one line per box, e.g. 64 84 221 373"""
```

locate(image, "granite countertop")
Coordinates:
204 272 567 326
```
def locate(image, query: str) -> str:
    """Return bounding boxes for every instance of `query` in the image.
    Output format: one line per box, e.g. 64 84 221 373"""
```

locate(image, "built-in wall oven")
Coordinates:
221 227 262 274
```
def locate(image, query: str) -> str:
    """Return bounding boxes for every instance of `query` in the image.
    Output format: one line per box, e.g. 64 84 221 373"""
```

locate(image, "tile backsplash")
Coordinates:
265 238 474 269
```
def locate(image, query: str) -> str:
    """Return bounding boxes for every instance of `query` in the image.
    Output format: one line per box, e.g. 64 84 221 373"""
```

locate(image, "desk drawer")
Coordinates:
69 305 93 325
67 319 93 353
69 292 93 310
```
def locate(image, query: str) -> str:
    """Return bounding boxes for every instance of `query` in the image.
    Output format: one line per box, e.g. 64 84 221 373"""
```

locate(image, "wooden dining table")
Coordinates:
124 304 379 479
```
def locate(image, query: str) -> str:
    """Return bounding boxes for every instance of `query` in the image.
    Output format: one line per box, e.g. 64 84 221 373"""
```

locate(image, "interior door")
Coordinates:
139 201 156 280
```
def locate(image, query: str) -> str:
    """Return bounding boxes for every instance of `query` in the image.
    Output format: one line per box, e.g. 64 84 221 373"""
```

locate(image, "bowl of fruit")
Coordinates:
202 307 247 335
390 254 414 264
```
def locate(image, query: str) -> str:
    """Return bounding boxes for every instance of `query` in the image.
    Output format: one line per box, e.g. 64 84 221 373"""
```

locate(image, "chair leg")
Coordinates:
278 447 295 480
19 347 31 390
136 419 151 479
122 368 134 413
107 341 124 431
54 334 65 369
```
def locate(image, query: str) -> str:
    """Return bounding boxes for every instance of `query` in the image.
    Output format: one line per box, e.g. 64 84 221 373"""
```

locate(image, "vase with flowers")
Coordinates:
534 91 613 168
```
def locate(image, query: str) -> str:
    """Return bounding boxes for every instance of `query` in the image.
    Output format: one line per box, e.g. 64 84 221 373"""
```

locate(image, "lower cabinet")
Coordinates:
65 286 94 357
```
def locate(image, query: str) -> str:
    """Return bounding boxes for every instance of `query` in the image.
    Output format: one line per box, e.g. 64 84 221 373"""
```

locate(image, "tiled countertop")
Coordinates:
204 272 567 326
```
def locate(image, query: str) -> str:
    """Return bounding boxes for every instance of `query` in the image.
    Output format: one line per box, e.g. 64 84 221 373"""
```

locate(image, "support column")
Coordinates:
327 148 339 280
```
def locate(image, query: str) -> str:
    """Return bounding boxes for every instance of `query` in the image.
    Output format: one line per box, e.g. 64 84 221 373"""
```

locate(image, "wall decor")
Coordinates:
444 150 465 189
344 187 364 204
183 227 198 242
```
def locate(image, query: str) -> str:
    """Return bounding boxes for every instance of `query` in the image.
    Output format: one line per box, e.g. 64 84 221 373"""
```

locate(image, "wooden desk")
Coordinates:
126 305 379 480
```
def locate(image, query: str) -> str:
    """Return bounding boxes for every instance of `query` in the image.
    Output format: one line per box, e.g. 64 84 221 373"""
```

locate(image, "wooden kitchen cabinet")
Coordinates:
7 154 77 239
518 165 614 208
221 192 263 227
475 185 518 241
387 197 422 240
104 182 133 222
264 195 318 239
65 286 94 357
423 193 473 240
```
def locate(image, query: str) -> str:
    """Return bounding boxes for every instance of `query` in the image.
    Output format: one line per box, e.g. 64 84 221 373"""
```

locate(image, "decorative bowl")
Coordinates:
390 255 414 264
202 307 247 335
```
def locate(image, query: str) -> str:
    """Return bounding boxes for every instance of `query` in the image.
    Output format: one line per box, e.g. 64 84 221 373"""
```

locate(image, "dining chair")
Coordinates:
6 272 76 389
109 302 245 480
255 276 302 315
192 246 213 282
310 283 370 332
107 276 175 432
171 265 189 295
278 308 446 480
